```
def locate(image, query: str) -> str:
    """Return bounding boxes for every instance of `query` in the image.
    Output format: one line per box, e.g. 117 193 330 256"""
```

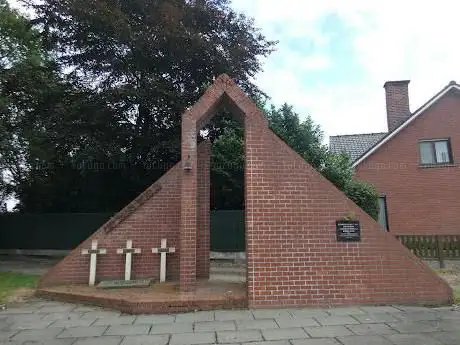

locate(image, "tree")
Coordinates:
211 103 380 219
2 0 275 212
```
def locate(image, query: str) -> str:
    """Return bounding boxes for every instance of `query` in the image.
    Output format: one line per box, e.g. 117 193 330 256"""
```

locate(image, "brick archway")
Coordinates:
179 75 268 293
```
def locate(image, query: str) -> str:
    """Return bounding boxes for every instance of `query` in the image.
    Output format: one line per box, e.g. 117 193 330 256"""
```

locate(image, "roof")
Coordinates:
329 81 460 167
352 81 460 167
329 132 387 162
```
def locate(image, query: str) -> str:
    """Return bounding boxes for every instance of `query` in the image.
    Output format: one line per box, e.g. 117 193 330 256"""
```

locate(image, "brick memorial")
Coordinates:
38 74 453 312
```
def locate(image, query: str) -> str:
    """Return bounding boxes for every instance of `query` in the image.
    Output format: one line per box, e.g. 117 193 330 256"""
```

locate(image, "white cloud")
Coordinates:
231 0 460 140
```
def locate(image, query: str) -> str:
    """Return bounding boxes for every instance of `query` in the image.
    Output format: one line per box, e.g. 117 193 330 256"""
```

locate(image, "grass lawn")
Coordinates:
454 287 460 305
0 272 39 304
435 268 460 305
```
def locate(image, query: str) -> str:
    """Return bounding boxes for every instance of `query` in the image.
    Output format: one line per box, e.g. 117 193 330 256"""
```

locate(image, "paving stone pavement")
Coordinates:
0 299 459 344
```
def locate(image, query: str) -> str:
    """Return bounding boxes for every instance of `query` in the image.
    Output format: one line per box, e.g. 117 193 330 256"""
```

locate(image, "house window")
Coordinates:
378 196 389 231
419 139 453 164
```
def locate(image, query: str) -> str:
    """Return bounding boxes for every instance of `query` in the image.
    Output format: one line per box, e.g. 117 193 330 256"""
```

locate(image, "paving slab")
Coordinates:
41 312 85 321
37 305 76 314
275 317 319 328
262 327 309 341
385 333 444 345
345 323 397 335
243 341 290 345
251 309 292 319
359 306 402 314
217 329 262 343
120 334 170 345
428 331 460 345
195 320 236 332
304 325 353 338
352 313 400 324
325 307 366 316
72 306 103 313
215 310 254 321
236 319 279 330
57 326 108 338
393 306 438 313
3 314 43 322
175 311 214 323
433 310 460 319
170 331 215 345
20 339 76 345
290 309 329 319
387 320 443 333
94 315 136 326
134 315 175 324
290 339 341 345
337 335 393 345
50 318 96 328
12 328 65 341
437 319 460 331
392 312 441 322
104 324 150 336
8 319 54 331
0 321 12 331
0 307 40 315
0 330 17 340
82 311 121 319
313 315 359 326
72 336 123 345
149 322 193 334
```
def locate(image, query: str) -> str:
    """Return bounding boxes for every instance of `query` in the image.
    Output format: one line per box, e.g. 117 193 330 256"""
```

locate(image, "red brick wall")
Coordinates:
245 129 452 307
356 90 460 235
39 142 210 287
196 141 211 279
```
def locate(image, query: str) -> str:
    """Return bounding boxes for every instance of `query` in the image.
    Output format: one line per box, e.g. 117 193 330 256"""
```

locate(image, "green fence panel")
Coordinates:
0 210 245 252
210 210 245 252
0 213 113 250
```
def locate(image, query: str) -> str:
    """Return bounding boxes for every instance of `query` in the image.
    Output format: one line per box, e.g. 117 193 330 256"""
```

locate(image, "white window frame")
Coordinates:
419 138 453 165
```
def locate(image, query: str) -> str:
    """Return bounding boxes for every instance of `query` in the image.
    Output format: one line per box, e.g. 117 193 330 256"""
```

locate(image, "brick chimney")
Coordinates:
384 80 411 132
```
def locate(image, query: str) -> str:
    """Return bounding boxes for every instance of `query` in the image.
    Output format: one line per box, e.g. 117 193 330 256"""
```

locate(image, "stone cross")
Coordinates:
152 239 175 283
81 240 106 286
116 240 141 281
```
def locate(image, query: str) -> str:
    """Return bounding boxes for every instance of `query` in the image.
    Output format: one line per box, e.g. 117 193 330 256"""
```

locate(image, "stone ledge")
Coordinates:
35 281 247 314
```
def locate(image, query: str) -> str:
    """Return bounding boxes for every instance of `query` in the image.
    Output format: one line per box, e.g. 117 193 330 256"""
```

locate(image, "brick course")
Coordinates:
356 88 460 235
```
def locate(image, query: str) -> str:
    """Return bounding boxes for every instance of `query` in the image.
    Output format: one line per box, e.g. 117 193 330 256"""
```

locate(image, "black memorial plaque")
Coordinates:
336 220 361 242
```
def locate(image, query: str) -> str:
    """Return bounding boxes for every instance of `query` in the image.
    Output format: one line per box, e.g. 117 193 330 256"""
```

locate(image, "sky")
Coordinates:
8 0 460 140
230 0 460 140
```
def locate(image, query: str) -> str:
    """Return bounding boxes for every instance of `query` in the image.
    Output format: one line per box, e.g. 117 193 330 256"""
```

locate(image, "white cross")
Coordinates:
81 240 106 286
152 239 175 283
116 240 141 281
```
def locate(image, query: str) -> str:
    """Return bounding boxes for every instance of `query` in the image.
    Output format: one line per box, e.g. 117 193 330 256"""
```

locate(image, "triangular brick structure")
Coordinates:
40 74 452 308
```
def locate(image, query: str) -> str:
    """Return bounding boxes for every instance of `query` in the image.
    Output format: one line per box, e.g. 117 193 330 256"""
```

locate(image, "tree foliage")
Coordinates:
211 104 380 219
1 0 275 212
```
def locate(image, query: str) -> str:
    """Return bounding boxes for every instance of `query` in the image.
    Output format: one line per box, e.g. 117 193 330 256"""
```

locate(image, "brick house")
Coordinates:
330 80 460 235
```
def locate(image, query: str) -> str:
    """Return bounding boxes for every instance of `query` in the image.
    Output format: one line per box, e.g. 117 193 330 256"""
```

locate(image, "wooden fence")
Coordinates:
397 235 460 268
